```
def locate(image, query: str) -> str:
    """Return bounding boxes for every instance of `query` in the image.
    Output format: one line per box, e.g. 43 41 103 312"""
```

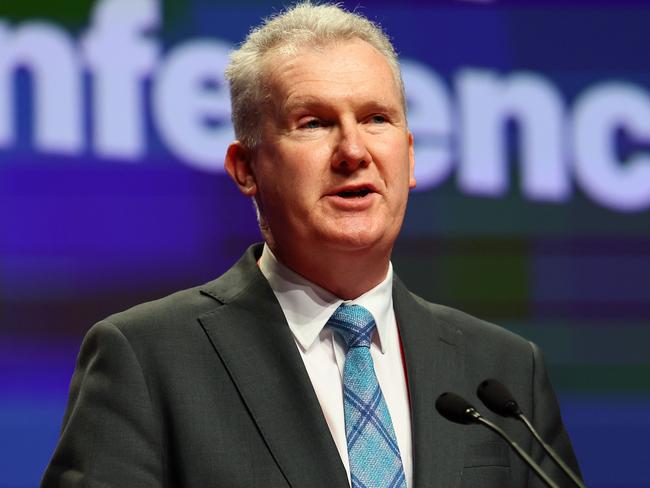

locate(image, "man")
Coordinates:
43 3 581 487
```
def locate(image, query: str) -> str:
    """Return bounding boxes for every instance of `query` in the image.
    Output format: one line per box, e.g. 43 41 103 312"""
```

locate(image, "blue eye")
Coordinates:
303 119 322 129
370 115 386 124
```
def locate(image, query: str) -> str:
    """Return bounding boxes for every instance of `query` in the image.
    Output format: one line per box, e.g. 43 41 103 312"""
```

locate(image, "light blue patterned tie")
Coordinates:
328 304 407 488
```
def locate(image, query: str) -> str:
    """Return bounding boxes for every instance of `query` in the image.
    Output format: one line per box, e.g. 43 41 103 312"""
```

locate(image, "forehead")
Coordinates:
261 39 403 114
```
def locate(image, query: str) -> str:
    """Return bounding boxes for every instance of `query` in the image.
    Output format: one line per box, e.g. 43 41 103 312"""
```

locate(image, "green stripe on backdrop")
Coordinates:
547 364 650 394
392 249 530 318
0 1 94 28
505 322 650 394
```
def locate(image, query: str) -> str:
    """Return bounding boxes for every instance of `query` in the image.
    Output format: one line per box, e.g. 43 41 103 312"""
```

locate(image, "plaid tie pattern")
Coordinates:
328 304 407 488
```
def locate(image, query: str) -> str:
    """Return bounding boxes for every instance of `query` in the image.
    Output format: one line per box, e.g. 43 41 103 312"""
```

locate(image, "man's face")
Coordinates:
244 39 415 258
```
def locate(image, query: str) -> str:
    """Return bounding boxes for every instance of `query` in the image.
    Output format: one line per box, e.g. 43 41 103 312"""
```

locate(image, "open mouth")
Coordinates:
337 188 372 198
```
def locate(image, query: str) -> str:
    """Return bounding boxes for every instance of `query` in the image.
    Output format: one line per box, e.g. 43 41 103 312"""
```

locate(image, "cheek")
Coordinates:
259 167 315 216
275 151 327 195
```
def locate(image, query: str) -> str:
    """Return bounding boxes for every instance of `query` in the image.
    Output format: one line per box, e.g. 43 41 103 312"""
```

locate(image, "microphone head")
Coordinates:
435 392 481 425
477 379 522 418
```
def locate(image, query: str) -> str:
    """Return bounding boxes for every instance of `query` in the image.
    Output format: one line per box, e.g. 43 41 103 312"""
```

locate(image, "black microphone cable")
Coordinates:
435 392 560 488
477 379 585 488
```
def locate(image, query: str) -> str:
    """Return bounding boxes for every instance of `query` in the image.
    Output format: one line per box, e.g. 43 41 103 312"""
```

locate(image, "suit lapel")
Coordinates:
393 277 465 488
198 247 348 488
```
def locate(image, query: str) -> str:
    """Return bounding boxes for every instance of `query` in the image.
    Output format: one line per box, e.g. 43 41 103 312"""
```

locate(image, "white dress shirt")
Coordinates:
258 245 413 487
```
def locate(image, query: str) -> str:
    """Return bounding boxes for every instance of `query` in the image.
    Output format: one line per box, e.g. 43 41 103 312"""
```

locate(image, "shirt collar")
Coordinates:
258 244 394 353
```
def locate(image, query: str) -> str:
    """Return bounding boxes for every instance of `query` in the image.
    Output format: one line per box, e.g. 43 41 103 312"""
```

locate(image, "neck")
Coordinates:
269 243 391 300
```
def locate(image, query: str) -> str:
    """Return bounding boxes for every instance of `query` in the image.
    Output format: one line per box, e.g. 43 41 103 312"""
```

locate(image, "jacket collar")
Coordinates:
198 244 349 488
393 275 465 487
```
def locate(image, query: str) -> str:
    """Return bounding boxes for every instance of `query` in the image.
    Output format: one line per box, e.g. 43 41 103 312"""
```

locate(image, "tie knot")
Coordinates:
327 304 376 349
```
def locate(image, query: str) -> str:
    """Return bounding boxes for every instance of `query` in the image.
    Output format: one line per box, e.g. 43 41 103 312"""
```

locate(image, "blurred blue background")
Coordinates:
1 1 649 486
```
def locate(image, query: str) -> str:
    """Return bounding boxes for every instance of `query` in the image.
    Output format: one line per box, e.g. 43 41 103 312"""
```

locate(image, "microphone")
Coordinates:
477 379 585 488
435 392 560 488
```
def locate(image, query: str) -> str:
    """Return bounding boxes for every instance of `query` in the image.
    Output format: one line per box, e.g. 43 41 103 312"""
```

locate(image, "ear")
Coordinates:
407 131 416 189
225 141 257 196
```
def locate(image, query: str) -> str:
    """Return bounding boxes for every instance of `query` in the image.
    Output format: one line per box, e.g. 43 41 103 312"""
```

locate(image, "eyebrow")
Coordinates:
282 97 402 118
281 96 325 115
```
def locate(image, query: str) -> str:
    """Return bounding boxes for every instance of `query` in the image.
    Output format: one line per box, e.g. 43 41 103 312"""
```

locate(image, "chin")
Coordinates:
319 228 388 255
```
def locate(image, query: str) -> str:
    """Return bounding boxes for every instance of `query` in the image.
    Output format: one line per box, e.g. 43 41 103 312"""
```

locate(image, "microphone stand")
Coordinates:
465 409 561 488
517 413 586 488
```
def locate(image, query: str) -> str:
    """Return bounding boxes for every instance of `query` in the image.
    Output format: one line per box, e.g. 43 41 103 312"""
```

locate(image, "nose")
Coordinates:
331 121 371 172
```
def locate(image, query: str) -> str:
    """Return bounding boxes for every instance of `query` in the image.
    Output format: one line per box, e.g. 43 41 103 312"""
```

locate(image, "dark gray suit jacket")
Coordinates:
42 244 580 487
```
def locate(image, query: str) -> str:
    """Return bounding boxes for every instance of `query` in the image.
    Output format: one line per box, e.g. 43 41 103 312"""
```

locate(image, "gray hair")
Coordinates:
225 1 405 149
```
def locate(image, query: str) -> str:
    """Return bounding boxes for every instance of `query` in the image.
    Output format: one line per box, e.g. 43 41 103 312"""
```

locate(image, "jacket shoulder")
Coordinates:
103 283 216 332
99 244 265 337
